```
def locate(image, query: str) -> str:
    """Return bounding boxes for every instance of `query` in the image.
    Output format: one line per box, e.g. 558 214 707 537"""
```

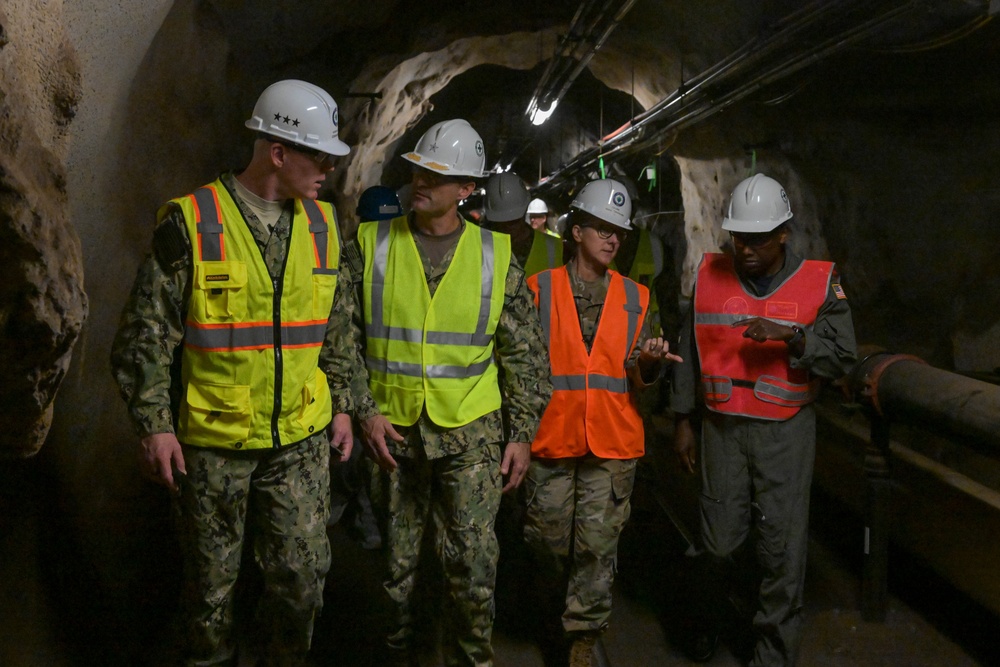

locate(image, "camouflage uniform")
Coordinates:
111 172 358 666
344 216 551 667
522 260 658 640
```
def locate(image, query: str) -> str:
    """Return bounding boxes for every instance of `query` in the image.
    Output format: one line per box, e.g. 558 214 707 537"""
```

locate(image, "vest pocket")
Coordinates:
184 382 251 445
312 273 338 319
193 261 248 321
297 368 332 432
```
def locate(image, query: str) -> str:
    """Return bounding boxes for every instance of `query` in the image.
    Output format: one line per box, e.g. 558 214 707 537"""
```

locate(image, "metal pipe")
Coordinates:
533 0 932 194
850 351 1000 454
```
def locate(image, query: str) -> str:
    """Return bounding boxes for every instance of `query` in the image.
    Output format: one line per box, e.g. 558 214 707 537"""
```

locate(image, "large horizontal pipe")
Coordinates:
849 351 1000 455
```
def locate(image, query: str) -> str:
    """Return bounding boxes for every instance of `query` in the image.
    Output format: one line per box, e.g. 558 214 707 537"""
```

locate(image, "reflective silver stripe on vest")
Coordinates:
193 187 223 262
551 374 585 391
695 312 802 329
536 270 552 341
302 199 340 276
185 322 326 350
754 375 816 405
623 278 640 358
588 373 629 393
367 221 496 348
366 355 492 379
551 373 629 394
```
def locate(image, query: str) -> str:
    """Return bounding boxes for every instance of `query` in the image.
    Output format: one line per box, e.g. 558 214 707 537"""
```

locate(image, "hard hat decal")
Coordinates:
429 142 439 153
612 192 626 207
475 140 484 156
780 189 787 203
333 108 339 128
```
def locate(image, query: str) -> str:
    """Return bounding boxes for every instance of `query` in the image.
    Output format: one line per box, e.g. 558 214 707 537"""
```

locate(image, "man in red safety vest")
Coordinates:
671 173 857 666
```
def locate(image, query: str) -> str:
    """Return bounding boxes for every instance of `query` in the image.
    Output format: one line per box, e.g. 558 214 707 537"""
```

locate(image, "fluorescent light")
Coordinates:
529 100 558 126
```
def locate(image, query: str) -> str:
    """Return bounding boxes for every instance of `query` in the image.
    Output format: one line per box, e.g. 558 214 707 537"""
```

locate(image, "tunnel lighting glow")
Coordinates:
529 100 558 126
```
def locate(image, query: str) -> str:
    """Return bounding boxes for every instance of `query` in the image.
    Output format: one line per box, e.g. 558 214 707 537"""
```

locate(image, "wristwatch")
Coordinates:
787 325 805 347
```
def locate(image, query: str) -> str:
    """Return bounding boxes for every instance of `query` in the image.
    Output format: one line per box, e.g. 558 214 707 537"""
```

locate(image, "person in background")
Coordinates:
111 79 358 666
671 173 857 665
482 171 564 277
523 178 681 667
527 197 559 238
344 119 552 667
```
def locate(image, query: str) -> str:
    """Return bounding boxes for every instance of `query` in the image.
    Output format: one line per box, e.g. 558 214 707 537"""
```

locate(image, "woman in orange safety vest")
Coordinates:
523 178 682 666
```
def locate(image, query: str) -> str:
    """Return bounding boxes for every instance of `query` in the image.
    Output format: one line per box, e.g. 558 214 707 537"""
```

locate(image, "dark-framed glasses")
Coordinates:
586 224 628 240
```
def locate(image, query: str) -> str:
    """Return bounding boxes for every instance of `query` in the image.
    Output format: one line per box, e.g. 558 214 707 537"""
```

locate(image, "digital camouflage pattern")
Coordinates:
523 456 637 633
370 442 502 667
111 172 359 665
345 217 551 666
176 435 332 666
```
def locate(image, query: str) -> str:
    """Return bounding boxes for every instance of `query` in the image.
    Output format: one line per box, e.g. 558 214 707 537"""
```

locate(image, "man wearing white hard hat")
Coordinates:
345 119 551 666
111 79 358 665
522 178 681 666
670 173 857 665
482 172 564 277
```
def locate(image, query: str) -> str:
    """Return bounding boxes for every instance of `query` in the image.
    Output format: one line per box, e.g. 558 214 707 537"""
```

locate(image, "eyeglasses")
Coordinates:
583 224 628 240
269 138 333 166
729 230 778 249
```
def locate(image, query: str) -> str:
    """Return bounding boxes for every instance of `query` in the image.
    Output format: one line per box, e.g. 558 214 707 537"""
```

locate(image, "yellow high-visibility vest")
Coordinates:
170 180 341 450
359 216 511 427
523 230 564 277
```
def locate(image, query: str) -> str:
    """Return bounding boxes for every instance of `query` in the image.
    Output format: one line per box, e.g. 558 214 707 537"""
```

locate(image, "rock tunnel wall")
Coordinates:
0 1 86 459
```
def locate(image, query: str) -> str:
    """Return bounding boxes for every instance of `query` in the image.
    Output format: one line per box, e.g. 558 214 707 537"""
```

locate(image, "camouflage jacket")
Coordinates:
110 172 359 439
344 216 552 460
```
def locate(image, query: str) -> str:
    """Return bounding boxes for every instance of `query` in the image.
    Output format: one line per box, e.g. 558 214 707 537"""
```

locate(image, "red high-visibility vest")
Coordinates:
528 266 648 459
694 253 831 421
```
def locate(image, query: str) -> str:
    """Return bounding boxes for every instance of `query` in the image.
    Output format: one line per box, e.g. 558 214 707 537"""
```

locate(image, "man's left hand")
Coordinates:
500 441 531 493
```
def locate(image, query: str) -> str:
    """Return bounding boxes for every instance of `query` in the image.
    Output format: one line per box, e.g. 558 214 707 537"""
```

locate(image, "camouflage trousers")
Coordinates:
174 434 332 667
523 455 637 634
374 443 502 667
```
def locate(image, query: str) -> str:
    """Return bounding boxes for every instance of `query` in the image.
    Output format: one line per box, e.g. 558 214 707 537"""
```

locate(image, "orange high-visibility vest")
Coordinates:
693 253 831 421
528 266 648 459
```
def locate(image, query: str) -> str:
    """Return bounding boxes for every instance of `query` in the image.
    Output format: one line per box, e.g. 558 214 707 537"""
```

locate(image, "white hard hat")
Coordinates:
722 174 792 233
401 119 487 178
485 172 530 222
245 79 350 156
527 198 548 215
570 178 632 229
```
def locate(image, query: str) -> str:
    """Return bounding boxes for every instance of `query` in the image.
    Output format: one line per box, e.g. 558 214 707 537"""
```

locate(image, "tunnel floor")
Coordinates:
2 415 995 666
309 429 994 667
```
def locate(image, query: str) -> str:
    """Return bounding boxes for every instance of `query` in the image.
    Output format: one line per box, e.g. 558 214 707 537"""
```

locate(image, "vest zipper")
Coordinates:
270 219 293 449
